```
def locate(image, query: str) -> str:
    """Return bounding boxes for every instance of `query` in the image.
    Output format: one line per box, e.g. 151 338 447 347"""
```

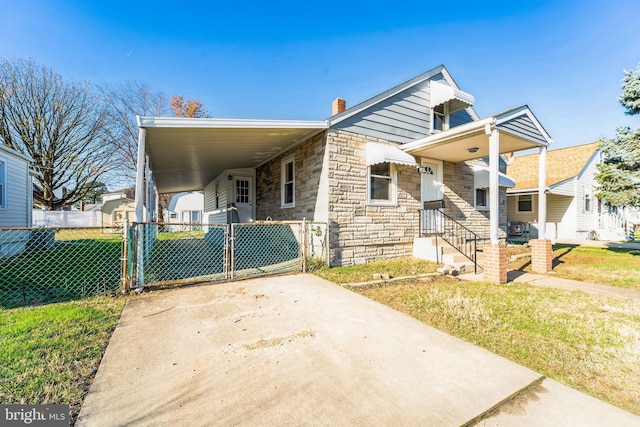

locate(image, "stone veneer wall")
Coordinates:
326 130 421 267
442 159 507 241
256 132 326 221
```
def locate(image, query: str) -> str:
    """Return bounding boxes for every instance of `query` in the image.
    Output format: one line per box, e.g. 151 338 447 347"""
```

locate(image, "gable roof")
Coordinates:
327 65 479 127
506 141 600 191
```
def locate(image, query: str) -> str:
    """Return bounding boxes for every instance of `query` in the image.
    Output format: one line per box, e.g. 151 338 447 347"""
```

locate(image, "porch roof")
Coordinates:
137 117 328 194
401 106 552 162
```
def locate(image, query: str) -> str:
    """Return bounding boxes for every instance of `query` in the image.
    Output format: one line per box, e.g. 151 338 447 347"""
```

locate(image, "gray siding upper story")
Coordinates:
496 113 549 145
332 73 475 144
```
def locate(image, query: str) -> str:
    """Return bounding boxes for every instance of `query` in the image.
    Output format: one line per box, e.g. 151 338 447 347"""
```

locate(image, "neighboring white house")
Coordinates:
0 144 34 257
165 191 204 230
0 144 33 228
507 141 631 241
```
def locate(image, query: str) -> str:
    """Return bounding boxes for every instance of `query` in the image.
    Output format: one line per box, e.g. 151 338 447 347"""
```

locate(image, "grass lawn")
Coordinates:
509 244 640 290
315 259 640 415
0 296 127 424
312 257 440 284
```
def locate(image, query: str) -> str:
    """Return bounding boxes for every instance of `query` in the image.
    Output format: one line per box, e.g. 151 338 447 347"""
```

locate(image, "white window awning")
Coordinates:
431 81 475 112
474 167 517 189
366 142 417 167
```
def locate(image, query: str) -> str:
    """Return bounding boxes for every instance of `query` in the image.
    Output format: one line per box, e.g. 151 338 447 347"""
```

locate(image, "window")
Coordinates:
236 179 249 204
0 159 5 209
368 163 397 205
169 212 178 220
518 194 532 212
475 188 488 210
281 156 295 208
432 103 449 133
584 192 591 213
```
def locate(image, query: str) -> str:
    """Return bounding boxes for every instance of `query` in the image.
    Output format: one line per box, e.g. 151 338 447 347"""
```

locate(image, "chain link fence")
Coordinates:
0 227 124 308
131 221 328 287
1 221 328 308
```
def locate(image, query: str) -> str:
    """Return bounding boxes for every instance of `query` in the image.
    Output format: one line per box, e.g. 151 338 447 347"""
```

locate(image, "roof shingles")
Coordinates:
507 142 600 191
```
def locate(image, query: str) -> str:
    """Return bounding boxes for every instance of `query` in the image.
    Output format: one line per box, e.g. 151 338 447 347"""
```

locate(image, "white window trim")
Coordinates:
584 188 592 213
0 156 6 210
367 163 398 206
475 188 489 211
431 102 450 133
281 155 295 208
517 194 533 212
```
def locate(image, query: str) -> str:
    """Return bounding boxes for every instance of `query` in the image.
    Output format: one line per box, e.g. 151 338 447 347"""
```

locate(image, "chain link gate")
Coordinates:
127 220 328 288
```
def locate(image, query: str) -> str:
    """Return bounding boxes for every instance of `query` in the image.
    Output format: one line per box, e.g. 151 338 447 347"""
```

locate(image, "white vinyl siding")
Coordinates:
0 148 31 227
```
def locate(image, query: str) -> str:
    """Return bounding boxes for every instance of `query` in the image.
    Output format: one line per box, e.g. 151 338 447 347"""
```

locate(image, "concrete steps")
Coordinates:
414 236 482 274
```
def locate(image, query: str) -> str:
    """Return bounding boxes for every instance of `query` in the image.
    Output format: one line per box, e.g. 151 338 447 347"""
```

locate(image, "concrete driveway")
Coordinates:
77 274 638 426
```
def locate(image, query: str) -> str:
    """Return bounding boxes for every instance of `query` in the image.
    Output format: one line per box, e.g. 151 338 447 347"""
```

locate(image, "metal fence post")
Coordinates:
136 222 144 288
121 219 130 293
301 218 307 272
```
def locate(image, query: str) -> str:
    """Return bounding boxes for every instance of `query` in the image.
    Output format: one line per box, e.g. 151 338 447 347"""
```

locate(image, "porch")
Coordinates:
403 106 554 282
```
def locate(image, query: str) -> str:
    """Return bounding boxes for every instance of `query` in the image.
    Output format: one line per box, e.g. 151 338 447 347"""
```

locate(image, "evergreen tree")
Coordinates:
595 64 640 207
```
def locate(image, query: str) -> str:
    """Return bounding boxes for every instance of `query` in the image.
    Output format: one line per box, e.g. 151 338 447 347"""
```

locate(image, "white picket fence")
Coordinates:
32 210 101 227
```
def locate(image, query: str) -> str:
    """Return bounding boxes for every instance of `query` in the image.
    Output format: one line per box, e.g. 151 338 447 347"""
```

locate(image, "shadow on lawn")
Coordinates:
511 244 578 272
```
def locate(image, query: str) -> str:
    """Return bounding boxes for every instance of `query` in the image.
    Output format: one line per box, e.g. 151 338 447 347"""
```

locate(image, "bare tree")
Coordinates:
0 58 114 210
100 81 169 183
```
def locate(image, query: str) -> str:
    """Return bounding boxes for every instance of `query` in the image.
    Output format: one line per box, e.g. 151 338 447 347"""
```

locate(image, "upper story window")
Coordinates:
432 103 449 133
367 163 397 206
518 194 533 212
0 159 5 209
281 155 295 208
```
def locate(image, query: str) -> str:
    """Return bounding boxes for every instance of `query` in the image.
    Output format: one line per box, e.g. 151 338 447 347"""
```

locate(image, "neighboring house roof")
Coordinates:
0 143 33 162
507 141 600 191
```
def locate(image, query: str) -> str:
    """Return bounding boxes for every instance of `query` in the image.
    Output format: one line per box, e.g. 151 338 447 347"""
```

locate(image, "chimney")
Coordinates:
332 97 346 116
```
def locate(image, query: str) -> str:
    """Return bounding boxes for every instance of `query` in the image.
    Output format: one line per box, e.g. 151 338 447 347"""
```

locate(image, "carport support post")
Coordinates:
484 125 507 284
531 145 553 273
134 126 146 287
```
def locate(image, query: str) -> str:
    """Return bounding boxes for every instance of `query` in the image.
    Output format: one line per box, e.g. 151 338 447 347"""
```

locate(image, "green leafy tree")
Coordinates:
80 181 109 204
595 64 640 207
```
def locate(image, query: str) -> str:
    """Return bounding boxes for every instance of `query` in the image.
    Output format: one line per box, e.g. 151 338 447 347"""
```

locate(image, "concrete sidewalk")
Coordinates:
555 239 640 250
461 270 640 301
77 275 639 426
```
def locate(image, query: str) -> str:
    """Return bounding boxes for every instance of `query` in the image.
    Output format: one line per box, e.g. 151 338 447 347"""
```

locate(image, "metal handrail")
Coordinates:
419 209 481 273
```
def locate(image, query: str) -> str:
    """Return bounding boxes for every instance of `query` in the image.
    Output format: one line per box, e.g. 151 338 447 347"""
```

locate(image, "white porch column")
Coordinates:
134 128 146 223
538 145 547 239
145 155 151 222
134 127 146 288
488 126 500 244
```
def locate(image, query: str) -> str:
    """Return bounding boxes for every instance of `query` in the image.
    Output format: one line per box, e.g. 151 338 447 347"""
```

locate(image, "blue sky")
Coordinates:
1 0 639 149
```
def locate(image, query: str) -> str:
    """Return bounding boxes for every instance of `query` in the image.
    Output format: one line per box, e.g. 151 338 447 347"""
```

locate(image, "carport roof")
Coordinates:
137 117 328 194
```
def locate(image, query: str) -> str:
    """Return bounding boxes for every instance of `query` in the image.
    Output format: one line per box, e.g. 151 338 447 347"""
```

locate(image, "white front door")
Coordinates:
420 161 442 234
420 161 439 204
233 176 253 223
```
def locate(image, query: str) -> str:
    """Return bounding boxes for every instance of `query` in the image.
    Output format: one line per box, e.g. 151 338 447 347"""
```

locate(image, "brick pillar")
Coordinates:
531 239 553 273
483 243 507 284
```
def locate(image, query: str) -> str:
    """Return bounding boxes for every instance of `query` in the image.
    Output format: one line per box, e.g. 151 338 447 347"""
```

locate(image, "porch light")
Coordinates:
467 147 479 153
